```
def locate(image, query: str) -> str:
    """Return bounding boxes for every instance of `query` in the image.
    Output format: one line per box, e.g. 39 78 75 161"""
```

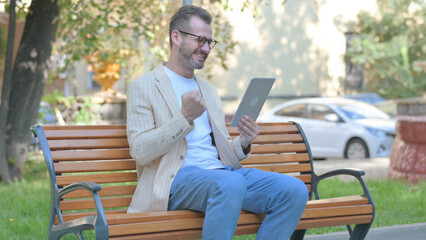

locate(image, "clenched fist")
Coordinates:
181 90 206 124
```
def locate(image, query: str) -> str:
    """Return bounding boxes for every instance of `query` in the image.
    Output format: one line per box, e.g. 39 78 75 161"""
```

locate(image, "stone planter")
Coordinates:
389 116 426 183
397 97 426 116
91 92 126 124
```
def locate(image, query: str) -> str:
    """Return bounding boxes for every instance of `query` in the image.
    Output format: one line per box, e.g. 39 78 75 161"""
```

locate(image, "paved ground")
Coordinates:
305 222 426 240
305 157 426 240
312 157 390 181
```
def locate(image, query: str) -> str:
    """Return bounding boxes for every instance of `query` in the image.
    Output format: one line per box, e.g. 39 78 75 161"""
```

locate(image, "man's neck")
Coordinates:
164 61 194 79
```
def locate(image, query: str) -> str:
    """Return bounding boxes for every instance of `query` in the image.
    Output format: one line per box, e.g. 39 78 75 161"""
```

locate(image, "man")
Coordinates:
126 5 308 240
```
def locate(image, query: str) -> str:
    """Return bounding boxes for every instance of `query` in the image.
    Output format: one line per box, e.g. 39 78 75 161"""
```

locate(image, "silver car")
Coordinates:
258 98 395 159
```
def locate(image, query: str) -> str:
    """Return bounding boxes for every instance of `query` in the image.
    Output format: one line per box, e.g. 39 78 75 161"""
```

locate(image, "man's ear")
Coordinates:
170 30 182 48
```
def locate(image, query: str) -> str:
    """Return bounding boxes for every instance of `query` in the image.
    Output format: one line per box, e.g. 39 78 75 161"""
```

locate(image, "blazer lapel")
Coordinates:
154 65 181 117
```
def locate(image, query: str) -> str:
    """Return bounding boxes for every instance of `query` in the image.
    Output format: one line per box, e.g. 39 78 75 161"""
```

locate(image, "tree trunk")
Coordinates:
4 0 59 179
0 0 16 183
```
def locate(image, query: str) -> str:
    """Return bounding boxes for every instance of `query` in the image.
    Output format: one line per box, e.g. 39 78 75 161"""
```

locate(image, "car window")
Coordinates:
309 104 335 120
335 102 390 120
275 104 307 118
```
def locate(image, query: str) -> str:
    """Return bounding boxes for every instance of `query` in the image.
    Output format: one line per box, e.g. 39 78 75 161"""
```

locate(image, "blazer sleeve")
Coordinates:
126 75 194 166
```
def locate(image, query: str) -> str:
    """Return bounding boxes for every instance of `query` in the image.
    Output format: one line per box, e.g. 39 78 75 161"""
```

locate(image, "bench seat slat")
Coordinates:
108 218 205 236
306 195 368 208
106 206 373 237
108 213 265 236
108 215 373 240
52 149 132 161
57 172 137 186
301 205 373 219
296 215 373 230
108 226 262 240
55 160 136 173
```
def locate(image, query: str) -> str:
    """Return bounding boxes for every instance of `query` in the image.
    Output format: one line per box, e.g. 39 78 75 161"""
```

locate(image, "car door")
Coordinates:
272 103 308 124
303 104 349 158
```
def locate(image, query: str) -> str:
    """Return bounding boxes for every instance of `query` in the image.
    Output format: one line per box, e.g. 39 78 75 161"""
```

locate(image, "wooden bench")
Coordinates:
32 122 375 240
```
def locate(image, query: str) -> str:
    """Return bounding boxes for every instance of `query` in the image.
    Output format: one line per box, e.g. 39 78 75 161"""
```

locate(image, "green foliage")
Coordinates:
1 0 270 83
7 157 15 166
56 0 265 81
5 0 269 82
306 177 426 235
346 0 426 98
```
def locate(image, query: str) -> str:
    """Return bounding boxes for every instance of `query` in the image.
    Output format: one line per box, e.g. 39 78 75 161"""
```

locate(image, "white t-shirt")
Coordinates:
164 67 223 169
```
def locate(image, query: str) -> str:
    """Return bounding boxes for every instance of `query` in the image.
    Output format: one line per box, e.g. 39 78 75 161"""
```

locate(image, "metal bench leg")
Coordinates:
290 229 307 240
349 223 372 240
76 232 84 240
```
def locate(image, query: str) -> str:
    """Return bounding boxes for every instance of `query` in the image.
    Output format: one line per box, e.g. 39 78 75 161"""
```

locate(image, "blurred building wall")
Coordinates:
212 0 377 114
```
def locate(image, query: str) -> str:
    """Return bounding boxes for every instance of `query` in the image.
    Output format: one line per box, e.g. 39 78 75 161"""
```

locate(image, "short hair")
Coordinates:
169 5 212 49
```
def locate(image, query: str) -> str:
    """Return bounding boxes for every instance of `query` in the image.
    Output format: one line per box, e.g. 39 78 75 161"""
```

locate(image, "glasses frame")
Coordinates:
177 30 217 49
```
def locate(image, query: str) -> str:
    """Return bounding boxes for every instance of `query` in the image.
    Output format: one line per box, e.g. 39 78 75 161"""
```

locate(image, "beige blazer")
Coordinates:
126 65 249 213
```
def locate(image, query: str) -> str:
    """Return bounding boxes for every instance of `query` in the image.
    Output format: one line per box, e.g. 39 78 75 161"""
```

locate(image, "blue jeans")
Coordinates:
168 166 308 240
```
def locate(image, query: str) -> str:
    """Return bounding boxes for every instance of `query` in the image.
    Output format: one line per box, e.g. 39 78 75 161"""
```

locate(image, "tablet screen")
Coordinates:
230 78 275 127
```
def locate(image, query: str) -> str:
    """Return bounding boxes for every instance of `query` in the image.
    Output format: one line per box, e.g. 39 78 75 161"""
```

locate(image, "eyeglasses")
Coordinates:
178 30 217 49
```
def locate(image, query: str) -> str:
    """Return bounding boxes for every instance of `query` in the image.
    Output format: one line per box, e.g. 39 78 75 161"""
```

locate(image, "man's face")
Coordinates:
178 16 212 70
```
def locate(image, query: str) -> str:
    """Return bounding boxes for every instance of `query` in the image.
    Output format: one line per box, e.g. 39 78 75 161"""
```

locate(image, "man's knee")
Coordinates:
292 178 309 206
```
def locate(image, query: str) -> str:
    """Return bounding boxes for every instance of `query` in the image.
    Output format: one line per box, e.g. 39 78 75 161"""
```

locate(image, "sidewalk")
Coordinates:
305 222 426 240
312 157 389 181
306 157 426 239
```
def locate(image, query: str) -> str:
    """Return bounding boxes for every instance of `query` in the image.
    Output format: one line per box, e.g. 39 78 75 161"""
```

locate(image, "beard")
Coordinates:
179 41 209 70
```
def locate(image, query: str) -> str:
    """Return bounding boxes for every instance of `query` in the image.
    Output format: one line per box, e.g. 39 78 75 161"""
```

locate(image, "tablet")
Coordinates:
230 77 275 127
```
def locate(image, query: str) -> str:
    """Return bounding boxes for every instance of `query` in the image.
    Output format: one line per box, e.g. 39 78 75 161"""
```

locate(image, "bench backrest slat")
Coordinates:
48 138 129 150
60 196 132 211
51 149 132 161
56 172 138 186
54 160 136 173
44 129 127 139
242 153 310 164
38 122 313 215
64 185 137 198
251 143 307 154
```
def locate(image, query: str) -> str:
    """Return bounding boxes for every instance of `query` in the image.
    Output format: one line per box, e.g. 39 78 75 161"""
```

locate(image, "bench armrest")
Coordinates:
316 168 365 181
56 182 109 239
312 168 374 207
58 181 102 198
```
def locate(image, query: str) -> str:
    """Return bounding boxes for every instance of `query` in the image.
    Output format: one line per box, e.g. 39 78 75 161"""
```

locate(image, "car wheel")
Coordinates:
344 138 369 160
